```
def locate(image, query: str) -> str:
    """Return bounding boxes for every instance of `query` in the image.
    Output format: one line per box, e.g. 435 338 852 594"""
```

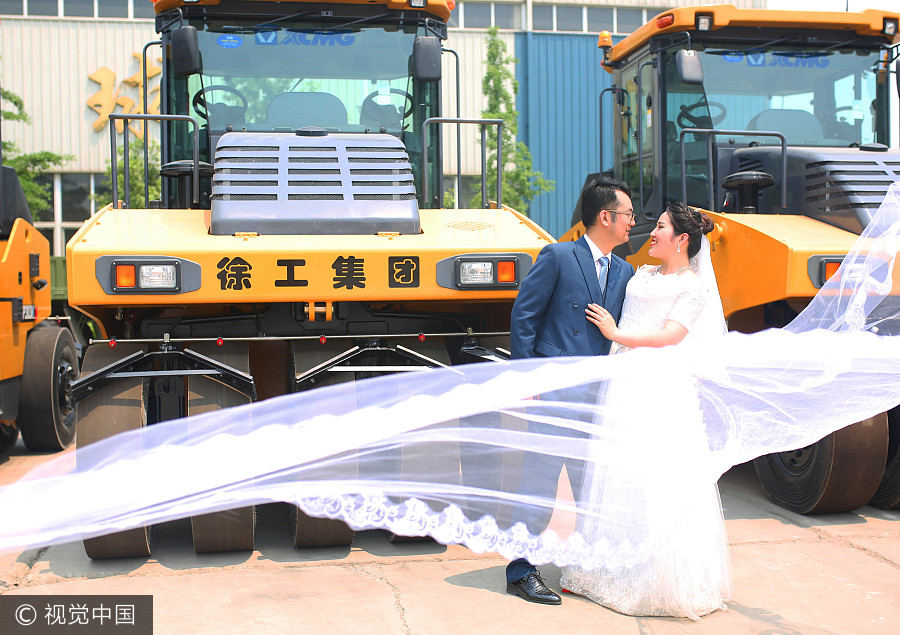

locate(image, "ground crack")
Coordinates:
346 563 410 634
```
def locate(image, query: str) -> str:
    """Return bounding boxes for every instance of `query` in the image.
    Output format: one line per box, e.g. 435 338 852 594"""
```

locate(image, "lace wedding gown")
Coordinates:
560 265 732 620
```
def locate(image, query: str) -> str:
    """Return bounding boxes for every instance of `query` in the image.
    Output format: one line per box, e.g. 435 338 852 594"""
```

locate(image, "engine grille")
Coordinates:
805 158 900 214
210 132 419 235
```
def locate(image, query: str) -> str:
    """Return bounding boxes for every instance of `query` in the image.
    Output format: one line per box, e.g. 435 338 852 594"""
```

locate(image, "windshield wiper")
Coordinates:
218 10 316 31
331 12 393 31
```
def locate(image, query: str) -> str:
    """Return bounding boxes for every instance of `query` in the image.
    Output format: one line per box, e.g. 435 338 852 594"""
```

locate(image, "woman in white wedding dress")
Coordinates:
560 202 731 620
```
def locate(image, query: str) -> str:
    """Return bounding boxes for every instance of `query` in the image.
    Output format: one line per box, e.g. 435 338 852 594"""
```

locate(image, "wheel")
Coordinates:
79 343 152 559
290 506 355 548
753 414 889 514
289 340 356 547
18 326 78 452
188 342 256 553
677 99 727 128
191 85 249 119
869 406 900 509
0 422 19 453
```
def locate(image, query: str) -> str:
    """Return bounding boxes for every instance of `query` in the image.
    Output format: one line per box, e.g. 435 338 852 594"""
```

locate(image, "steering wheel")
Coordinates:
360 88 415 124
676 98 727 129
192 85 249 119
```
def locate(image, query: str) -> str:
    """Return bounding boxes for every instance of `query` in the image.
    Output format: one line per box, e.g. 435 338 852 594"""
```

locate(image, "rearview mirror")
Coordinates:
676 49 703 86
171 26 201 77
412 36 442 83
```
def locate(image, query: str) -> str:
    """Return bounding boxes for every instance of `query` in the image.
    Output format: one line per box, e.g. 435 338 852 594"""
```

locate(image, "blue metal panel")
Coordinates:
516 32 615 239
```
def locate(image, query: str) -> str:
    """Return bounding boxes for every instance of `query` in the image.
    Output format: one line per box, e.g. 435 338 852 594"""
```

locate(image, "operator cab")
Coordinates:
599 12 898 242
159 5 444 211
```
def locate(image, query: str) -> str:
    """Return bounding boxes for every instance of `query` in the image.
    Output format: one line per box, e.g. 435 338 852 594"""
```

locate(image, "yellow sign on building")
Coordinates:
87 53 161 139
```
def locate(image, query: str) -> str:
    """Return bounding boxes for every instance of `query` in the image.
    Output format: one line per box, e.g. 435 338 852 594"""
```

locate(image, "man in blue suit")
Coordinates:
505 177 636 604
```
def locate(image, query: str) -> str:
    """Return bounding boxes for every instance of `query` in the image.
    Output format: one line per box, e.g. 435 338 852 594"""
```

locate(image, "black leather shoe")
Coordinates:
506 571 562 605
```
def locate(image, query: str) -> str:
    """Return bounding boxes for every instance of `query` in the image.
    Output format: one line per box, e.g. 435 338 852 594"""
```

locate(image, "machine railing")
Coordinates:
679 129 787 212
109 113 200 209
422 118 503 209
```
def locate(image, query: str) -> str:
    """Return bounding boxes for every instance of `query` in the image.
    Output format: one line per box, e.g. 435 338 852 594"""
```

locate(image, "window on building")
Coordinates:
587 7 614 33
0 0 24 15
617 8 645 34
533 5 553 31
465 2 492 28
455 2 522 30
98 0 129 18
3 0 155 17
556 6 583 32
33 173 105 256
494 3 521 30
26 0 58 16
448 3 460 27
63 0 93 17
61 174 92 223
133 0 156 19
527 5 646 35
32 175 55 223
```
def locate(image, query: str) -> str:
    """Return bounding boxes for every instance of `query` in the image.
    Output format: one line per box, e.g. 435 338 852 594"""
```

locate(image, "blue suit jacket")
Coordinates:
511 236 634 359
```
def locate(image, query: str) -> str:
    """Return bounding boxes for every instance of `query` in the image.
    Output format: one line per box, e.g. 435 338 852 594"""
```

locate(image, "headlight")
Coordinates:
884 19 898 37
139 264 178 289
460 262 494 285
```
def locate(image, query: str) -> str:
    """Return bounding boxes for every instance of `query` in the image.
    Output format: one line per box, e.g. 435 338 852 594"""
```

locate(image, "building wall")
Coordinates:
516 31 613 237
1 17 158 173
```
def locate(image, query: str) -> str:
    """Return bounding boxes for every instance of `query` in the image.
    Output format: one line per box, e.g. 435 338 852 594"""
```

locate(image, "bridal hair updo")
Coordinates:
665 201 714 259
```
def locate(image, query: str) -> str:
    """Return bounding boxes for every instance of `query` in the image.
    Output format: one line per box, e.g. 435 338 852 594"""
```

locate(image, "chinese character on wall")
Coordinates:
87 53 161 139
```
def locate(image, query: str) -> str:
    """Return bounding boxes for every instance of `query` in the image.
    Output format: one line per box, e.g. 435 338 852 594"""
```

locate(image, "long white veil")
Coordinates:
3 185 900 572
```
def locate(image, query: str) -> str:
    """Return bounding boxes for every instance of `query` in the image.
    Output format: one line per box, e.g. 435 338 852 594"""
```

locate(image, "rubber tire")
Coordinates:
0 423 19 453
753 414 888 514
289 340 356 547
18 326 78 452
79 343 152 559
188 342 256 553
869 406 900 509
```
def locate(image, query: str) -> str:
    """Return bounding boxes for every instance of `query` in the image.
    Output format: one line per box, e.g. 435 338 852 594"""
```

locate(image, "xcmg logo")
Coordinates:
722 52 830 68
255 30 356 46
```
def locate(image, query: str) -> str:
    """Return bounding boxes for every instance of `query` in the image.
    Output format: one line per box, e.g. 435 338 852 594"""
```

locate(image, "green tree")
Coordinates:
1 77 72 217
98 140 162 208
470 27 553 213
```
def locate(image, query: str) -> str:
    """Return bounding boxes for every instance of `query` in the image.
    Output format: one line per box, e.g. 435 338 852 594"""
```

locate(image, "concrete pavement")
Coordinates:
1 447 898 634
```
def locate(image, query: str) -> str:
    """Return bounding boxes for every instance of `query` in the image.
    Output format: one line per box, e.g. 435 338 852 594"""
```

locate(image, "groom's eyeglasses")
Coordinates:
605 209 636 222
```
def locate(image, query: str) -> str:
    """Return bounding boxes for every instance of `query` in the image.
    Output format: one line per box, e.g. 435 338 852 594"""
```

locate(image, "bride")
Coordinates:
560 202 731 619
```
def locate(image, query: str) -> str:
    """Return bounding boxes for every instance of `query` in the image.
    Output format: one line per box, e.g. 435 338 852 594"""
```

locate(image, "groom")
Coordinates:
505 177 636 604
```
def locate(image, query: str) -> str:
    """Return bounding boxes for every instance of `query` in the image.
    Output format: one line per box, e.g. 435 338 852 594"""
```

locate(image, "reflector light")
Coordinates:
409 0 426 7
460 262 494 285
497 260 516 283
824 261 841 281
656 14 675 29
139 264 177 289
115 264 136 288
696 15 713 31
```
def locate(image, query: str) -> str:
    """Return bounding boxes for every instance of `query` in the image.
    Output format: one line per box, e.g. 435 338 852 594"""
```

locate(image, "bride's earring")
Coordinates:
677 244 681 253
